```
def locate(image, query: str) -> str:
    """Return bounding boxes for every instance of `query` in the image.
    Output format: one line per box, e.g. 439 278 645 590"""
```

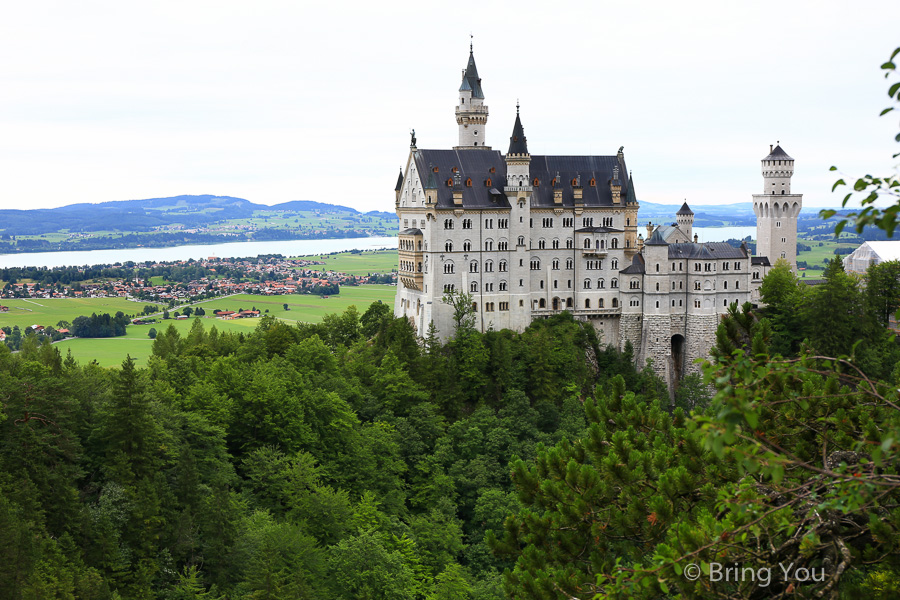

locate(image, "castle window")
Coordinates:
539 298 546 308
533 178 540 186
552 239 559 249
611 238 618 249
656 301 659 308
499 218 508 229
611 259 618 269
571 178 578 186
612 298 618 307
584 238 592 249
498 241 508 251
538 239 546 249
447 179 453 187
485 178 492 187
472 301 477 311
694 281 701 290
695 263 701 272
444 219 454 229
552 259 559 270
611 278 618 288
735 280 740 289
530 258 541 270
466 178 472 187
566 238 574 249
445 241 453 252
656 282 659 291
471 281 478 292
695 300 701 308
517 236 525 246
656 263 660 272
452 167 458 173
470 261 478 273
540 280 544 289
566 258 574 269
433 166 439 172
734 262 741 270
485 260 493 272
463 218 472 229
583 279 591 289
590 178 596 187
553 280 558 289
724 281 728 289
490 167 496 173
484 240 493 251
463 241 471 251
598 278 605 288
599 298 605 308
585 299 591 308
499 260 508 272
519 299 524 306
443 262 455 274
499 280 507 291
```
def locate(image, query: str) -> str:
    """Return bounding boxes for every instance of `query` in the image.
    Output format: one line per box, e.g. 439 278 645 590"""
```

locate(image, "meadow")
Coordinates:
291 249 398 275
34 285 396 367
0 297 157 331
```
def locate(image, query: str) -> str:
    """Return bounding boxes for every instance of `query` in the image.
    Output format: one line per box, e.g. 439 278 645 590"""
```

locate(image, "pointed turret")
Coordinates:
455 40 490 149
507 104 528 156
676 200 694 240
460 45 484 99
394 168 403 205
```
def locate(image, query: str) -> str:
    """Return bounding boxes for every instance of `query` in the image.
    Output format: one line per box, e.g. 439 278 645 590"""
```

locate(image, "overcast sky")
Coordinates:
1 0 898 213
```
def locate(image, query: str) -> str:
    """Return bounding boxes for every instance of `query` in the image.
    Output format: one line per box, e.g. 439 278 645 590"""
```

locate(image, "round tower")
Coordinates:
753 143 802 271
454 41 490 150
676 201 694 241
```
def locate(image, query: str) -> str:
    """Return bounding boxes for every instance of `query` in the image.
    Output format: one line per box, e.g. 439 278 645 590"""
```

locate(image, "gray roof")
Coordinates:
620 254 645 274
751 256 771 266
395 169 403 192
625 173 638 204
411 149 634 210
399 228 422 236
644 228 668 246
508 111 528 155
676 202 693 215
667 242 749 260
459 50 484 99
764 144 793 161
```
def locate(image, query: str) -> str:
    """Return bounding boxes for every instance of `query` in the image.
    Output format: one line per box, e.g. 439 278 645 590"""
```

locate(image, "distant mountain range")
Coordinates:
0 195 394 236
0 194 841 237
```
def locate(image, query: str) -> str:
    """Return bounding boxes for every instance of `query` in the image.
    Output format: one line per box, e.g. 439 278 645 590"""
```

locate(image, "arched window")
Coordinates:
499 260 508 272
518 236 525 246
566 238 574 249
599 298 605 308
533 177 540 186
470 281 478 292
443 262 455 274
484 239 493 251
485 260 493 272
583 278 591 289
469 261 478 273
598 278 605 288
445 241 453 252
584 238 592 249
499 280 507 291
463 241 471 252
466 178 472 187
611 238 618 249
585 299 591 309
566 258 574 269
530 258 541 270
611 278 618 288
612 298 618 308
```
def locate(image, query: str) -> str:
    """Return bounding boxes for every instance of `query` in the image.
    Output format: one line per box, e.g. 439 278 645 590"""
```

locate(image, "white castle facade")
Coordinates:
393 46 800 386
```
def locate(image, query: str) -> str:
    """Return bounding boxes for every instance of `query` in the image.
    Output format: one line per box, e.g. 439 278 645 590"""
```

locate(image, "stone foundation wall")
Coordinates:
684 314 719 376
619 314 643 358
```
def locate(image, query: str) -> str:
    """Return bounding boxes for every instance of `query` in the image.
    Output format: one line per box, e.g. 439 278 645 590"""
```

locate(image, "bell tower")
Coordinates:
753 143 802 270
455 40 490 150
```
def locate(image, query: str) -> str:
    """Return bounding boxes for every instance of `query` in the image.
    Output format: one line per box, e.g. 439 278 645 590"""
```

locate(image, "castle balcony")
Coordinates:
581 248 608 258
398 229 424 290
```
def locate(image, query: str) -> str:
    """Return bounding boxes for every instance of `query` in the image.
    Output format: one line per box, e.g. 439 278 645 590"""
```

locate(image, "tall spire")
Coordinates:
507 104 528 155
459 39 484 99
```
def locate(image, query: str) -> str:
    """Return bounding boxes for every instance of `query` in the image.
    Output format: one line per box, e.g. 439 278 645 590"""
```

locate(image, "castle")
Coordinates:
393 45 800 387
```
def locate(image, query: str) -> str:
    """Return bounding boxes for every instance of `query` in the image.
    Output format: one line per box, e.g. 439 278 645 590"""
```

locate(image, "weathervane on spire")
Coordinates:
516 99 520 114
470 33 473 52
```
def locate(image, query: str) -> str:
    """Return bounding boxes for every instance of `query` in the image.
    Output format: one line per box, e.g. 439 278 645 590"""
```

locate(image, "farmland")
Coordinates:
14 285 396 367
290 249 398 275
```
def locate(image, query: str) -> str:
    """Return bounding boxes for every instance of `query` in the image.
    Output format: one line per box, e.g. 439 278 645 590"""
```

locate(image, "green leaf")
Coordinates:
880 107 895 116
881 437 894 452
882 62 897 70
744 411 759 429
831 179 845 192
834 221 846 237
889 82 900 98
854 178 869 191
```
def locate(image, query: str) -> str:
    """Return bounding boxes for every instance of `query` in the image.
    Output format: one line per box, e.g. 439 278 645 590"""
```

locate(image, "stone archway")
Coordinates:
671 334 686 384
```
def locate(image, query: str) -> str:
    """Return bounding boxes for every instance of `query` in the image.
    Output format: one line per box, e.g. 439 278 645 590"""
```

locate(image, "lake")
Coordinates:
0 227 757 269
0 237 397 269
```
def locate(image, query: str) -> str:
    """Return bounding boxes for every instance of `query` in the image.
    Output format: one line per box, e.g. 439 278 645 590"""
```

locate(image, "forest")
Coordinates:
1 251 900 599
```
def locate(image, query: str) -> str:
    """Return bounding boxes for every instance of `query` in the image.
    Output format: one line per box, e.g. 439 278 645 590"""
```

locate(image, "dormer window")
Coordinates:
490 167 496 174
452 167 459 173
551 177 557 186
533 178 540 186
466 178 472 187
571 178 577 186
433 166 439 173
485 178 492 187
447 178 453 187
590 178 596 187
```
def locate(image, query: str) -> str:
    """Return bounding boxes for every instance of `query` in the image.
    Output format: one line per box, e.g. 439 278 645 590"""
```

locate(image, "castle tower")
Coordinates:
676 201 694 240
753 144 802 270
455 41 490 150
505 103 530 184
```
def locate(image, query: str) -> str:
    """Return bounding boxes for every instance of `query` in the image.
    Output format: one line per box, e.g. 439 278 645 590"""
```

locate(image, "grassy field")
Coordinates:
797 236 859 271
0 297 159 330
46 285 396 367
291 249 398 275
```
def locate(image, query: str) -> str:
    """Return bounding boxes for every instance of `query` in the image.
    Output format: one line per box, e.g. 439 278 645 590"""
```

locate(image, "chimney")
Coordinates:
646 222 653 236
694 234 698 243
770 144 773 153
